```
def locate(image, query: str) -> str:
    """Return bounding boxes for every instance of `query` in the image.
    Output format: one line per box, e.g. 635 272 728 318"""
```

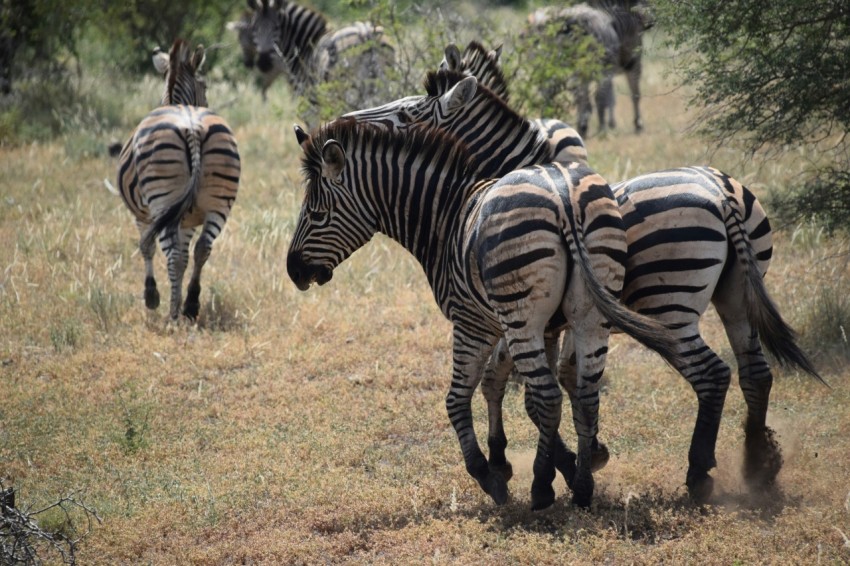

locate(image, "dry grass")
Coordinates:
2 22 849 565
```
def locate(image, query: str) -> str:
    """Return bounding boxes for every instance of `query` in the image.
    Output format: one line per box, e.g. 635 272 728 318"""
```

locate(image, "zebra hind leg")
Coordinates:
715 300 782 491
184 221 218 320
161 226 192 320
140 229 160 310
675 332 732 503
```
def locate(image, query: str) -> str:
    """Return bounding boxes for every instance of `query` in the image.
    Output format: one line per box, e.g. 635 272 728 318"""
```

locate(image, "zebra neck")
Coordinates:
280 3 328 86
447 95 550 178
365 159 480 286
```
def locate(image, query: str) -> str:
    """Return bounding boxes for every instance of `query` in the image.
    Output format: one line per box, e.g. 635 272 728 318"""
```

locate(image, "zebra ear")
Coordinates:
192 45 206 72
442 43 461 71
440 76 477 113
321 140 345 181
490 44 503 64
152 48 169 75
293 124 310 151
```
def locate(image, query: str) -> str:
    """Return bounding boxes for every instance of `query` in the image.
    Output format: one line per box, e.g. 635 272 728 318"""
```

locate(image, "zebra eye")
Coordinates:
310 209 328 223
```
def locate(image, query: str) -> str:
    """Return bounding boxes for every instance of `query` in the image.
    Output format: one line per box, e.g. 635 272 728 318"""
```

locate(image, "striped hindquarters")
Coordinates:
117 105 240 232
533 118 589 167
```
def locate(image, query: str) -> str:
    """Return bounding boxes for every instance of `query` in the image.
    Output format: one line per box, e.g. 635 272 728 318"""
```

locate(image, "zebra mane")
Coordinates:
300 118 481 191
460 41 510 101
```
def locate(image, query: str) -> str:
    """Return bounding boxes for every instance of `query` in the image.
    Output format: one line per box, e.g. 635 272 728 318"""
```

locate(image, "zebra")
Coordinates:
524 1 652 137
286 119 682 509
439 41 589 167
341 70 823 502
116 39 241 320
228 0 394 120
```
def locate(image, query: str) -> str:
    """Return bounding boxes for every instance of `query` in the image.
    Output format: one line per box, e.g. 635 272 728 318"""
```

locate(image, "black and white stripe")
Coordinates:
230 0 394 116
342 68 821 502
286 120 680 509
117 39 240 320
439 41 589 166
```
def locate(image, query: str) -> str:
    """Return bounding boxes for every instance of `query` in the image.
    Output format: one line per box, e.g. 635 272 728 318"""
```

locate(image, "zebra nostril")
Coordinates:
286 250 311 290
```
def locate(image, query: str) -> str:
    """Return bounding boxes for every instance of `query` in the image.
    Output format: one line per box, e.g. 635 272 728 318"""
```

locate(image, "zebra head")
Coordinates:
287 123 379 291
246 0 283 74
438 41 508 103
153 39 207 107
341 73 478 133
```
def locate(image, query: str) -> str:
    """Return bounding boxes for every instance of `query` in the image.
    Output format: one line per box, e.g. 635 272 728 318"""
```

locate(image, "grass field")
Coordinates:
2 20 850 565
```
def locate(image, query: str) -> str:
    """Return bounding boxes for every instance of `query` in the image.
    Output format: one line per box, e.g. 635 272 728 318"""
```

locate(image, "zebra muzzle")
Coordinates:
287 251 333 291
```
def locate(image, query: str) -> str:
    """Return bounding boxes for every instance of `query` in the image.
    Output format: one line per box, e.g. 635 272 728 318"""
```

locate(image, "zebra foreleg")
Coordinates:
481 339 514 482
595 75 615 131
138 222 160 310
626 62 643 133
447 329 509 505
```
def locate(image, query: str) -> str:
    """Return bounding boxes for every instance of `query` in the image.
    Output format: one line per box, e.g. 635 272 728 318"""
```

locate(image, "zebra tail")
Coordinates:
140 126 203 252
565 199 684 369
725 200 827 386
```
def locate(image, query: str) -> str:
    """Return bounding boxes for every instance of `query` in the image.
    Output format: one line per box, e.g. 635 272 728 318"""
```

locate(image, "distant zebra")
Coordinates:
287 120 681 509
117 39 241 320
342 70 823 502
228 0 394 121
525 1 652 137
439 41 588 166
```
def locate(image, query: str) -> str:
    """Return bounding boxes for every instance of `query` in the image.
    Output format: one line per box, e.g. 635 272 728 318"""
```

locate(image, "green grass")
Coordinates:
2 10 849 565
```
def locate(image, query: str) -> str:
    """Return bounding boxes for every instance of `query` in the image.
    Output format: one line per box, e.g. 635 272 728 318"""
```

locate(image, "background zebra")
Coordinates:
116 39 240 320
228 0 394 123
524 1 653 137
286 120 681 509
342 67 823 502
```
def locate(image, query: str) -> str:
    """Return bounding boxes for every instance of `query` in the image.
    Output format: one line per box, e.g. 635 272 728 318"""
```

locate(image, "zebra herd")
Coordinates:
116 1 823 513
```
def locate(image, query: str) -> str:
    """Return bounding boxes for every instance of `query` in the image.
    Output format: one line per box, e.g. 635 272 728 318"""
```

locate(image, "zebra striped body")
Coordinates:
117 40 240 320
232 0 393 118
287 121 680 509
343 68 820 502
439 42 588 166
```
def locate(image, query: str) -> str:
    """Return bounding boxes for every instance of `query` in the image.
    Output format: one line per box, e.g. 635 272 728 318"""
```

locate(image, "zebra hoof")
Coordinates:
530 480 556 511
591 441 610 472
489 460 514 483
183 301 200 321
144 287 160 310
570 469 594 509
743 425 783 489
481 471 509 506
686 471 714 504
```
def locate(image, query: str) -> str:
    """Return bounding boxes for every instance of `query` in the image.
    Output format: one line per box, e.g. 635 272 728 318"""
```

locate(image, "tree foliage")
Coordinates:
654 0 850 231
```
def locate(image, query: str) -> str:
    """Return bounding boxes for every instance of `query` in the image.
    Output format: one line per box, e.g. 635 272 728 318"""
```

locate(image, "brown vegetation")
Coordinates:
1 30 848 564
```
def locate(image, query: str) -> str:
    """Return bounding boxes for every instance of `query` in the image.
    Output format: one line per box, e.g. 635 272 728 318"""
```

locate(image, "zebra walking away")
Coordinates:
228 0 394 122
287 119 681 509
117 39 241 320
342 70 823 503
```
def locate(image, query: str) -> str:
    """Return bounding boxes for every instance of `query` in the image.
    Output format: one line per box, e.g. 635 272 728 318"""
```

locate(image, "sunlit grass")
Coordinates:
1 12 849 566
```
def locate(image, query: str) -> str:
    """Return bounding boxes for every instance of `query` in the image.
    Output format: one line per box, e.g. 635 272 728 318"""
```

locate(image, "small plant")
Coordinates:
117 391 152 455
87 286 130 333
0 480 101 565
49 320 82 353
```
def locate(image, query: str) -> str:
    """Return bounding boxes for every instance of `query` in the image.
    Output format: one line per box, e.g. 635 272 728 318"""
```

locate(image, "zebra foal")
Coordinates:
343 65 823 502
286 119 681 509
117 39 240 320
